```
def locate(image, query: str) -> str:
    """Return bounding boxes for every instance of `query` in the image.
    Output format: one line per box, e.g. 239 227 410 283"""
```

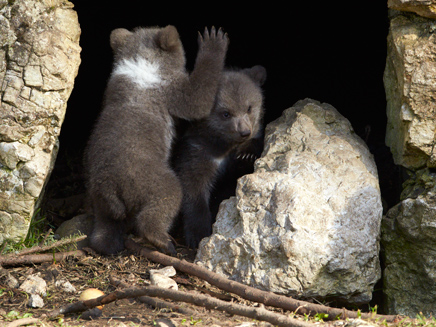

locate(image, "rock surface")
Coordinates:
381 169 436 317
388 0 436 19
384 12 436 169
196 99 383 305
0 0 81 244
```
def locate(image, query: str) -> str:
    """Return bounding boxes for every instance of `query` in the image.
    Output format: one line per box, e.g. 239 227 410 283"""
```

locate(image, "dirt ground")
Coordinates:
1 149 308 327
0 245 314 327
0 147 412 327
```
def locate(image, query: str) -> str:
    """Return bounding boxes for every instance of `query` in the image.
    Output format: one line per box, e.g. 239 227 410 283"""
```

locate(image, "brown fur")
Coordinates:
172 66 266 248
84 26 228 255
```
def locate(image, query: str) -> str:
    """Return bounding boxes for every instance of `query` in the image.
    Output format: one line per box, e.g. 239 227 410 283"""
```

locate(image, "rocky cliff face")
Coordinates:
382 1 436 317
0 0 81 244
384 11 436 169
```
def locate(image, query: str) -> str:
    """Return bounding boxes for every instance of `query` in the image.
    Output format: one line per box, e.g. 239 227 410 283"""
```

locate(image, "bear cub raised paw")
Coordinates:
84 25 228 255
172 65 266 249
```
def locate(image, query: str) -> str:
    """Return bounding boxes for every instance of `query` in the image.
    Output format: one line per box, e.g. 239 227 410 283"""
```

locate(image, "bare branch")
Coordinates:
5 317 40 327
0 250 86 266
48 285 313 327
16 235 87 256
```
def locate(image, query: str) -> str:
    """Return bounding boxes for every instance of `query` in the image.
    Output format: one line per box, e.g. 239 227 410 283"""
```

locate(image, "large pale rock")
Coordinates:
388 0 436 19
381 169 436 317
384 13 436 169
196 99 383 305
0 0 81 244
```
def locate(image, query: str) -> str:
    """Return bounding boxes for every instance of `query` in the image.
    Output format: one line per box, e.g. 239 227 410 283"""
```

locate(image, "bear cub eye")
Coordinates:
222 111 231 119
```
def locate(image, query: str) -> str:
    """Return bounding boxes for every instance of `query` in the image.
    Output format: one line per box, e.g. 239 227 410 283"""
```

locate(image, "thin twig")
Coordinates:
15 235 87 256
38 228 53 247
0 250 86 266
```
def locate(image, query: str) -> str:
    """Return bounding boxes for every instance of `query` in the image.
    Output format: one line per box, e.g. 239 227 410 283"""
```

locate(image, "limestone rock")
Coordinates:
150 266 178 290
28 293 44 308
0 0 81 244
381 169 436 317
196 99 383 305
55 278 76 293
384 13 436 169
388 0 436 19
19 273 47 297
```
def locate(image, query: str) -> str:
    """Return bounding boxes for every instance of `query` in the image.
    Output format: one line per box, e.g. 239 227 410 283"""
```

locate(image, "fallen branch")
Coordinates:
0 250 86 266
5 317 40 327
109 274 195 315
125 238 401 323
48 285 313 327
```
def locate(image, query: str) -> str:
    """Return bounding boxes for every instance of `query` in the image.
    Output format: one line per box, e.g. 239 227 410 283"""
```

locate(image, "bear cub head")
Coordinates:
207 65 266 147
110 25 186 75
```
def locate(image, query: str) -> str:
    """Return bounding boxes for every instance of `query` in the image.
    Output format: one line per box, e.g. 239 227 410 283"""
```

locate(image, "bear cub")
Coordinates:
172 65 266 248
84 26 228 255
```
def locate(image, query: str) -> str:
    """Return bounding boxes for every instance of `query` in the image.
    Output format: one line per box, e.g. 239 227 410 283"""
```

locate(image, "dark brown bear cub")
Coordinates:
172 65 266 248
84 26 228 255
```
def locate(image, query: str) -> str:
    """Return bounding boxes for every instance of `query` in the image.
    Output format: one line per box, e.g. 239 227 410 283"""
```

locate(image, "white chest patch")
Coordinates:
112 57 163 89
213 157 225 168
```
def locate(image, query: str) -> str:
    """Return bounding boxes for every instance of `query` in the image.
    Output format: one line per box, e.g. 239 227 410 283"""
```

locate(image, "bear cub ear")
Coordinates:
242 65 267 86
110 28 133 51
157 25 181 51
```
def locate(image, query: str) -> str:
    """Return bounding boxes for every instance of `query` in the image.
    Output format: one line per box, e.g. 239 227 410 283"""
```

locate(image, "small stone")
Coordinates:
149 266 176 277
55 278 76 293
19 274 47 296
4 273 19 288
154 318 176 327
150 269 178 290
28 293 44 308
0 268 19 288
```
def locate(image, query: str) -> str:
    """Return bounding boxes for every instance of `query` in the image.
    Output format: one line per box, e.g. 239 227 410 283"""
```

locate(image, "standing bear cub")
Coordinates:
84 26 229 255
172 65 266 248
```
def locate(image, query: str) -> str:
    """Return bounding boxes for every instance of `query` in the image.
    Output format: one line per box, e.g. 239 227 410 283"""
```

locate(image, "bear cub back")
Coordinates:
173 65 266 248
84 26 228 255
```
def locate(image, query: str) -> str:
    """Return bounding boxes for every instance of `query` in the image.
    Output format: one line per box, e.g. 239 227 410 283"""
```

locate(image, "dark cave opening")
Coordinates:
63 2 390 156
46 1 396 312
59 1 399 207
